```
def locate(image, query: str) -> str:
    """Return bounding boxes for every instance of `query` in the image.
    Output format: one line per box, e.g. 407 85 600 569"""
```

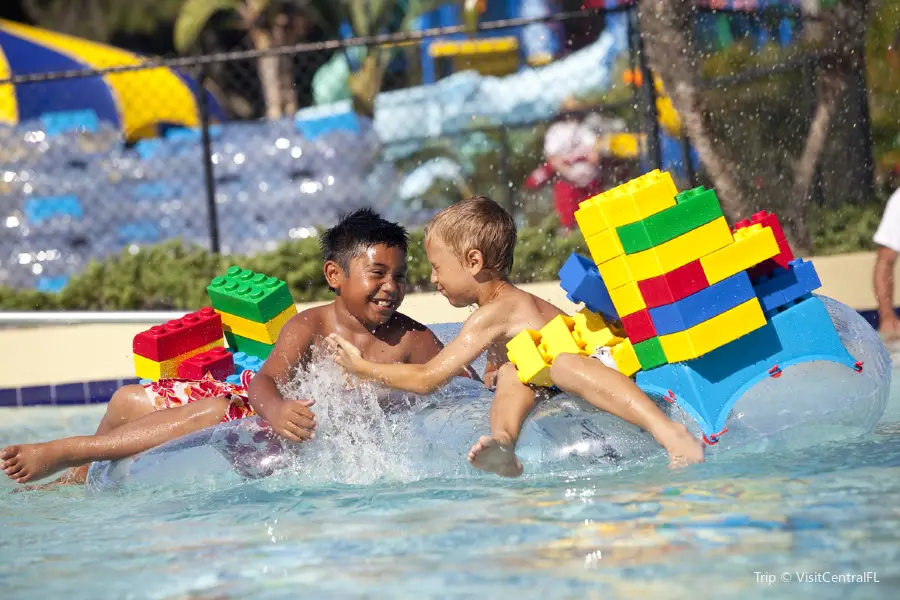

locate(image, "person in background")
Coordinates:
873 186 900 340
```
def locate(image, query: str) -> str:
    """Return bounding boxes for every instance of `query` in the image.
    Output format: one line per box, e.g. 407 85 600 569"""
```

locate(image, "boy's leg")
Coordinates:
468 363 538 477
37 384 159 487
1 396 233 484
549 353 704 466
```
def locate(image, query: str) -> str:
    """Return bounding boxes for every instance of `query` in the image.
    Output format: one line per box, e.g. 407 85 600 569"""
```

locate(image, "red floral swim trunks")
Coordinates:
142 370 257 422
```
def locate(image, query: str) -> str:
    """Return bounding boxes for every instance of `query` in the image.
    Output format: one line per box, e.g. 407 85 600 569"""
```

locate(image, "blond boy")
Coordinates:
329 197 704 477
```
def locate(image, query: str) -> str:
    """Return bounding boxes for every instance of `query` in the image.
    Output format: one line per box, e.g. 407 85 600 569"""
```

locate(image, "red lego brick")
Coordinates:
637 260 710 309
133 307 223 362
736 212 795 279
621 309 658 344
177 346 235 380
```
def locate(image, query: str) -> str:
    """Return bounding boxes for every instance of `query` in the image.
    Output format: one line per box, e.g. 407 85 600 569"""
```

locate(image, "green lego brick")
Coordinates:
616 187 724 254
225 331 273 359
207 266 294 323
633 337 667 370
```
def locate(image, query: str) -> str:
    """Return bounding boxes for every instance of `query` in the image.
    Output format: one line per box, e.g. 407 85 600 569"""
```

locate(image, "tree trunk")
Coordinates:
635 0 748 222
271 17 297 116
348 54 387 118
788 70 847 253
248 27 283 120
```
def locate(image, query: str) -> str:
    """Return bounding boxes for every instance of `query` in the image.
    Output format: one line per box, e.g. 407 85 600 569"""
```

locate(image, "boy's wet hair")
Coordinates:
320 208 409 272
425 196 516 276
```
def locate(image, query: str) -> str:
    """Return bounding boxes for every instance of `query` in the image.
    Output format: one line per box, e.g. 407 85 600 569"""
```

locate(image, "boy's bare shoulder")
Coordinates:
388 311 433 337
281 304 330 337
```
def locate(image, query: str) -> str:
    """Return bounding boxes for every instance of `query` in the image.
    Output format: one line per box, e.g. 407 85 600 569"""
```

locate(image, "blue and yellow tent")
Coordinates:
0 19 222 140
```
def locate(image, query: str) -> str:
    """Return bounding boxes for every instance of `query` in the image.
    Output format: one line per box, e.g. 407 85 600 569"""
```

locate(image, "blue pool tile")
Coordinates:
54 382 88 405
0 388 20 408
87 380 119 404
20 385 53 406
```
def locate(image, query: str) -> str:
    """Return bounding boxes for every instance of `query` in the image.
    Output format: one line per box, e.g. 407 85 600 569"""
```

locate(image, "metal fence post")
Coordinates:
198 64 220 254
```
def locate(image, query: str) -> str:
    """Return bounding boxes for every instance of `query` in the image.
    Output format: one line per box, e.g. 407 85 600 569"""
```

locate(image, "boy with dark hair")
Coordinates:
329 196 704 477
2 209 464 486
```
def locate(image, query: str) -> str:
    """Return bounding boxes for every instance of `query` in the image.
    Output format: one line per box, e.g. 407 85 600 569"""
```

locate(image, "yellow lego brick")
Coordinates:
585 227 625 265
573 195 609 238
699 223 780 285
596 169 678 228
538 314 589 360
610 338 642 377
596 253 635 290
608 280 646 318
217 303 297 345
625 216 734 282
506 329 554 387
134 338 224 381
571 308 625 351
658 299 766 363
429 37 518 57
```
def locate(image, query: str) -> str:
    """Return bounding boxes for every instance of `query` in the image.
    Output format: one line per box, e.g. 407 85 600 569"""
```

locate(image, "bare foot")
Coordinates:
1 442 77 484
468 435 523 477
657 423 705 468
11 465 91 492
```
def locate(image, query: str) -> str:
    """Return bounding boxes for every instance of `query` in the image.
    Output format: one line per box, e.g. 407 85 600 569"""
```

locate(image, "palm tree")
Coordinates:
174 0 451 120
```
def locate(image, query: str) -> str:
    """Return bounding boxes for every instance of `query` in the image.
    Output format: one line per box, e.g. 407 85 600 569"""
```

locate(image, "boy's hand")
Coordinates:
264 398 317 442
325 333 366 375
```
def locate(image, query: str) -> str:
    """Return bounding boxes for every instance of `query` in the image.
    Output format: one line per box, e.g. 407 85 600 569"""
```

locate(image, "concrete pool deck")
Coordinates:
0 251 892 388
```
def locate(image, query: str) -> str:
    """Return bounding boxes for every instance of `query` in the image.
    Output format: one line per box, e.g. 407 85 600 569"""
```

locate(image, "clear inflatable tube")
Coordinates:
87 295 891 492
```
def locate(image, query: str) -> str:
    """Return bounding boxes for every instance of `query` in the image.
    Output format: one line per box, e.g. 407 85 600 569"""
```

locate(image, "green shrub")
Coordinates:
0 222 587 311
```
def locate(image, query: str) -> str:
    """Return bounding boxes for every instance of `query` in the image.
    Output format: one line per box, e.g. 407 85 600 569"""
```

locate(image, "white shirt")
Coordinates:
873 187 900 252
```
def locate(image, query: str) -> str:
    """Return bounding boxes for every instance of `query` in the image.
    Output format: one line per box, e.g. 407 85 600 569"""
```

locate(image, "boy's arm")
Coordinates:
328 306 502 394
248 315 317 442
408 327 482 383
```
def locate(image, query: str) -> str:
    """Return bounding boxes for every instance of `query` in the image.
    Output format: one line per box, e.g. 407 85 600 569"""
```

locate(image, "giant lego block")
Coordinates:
649 271 755 336
607 216 734 284
132 307 223 362
621 309 657 344
134 339 224 381
538 315 588 359
738 210 795 279
233 351 265 375
595 169 679 228
224 331 274 360
558 253 618 319
658 298 767 363
609 280 646 318
585 227 625 265
616 186 724 254
636 295 858 437
177 346 235 380
610 339 642 377
637 260 710 309
207 266 295 323
507 329 553 386
217 303 297 345
573 195 610 239
752 258 822 314
699 223 779 285
571 308 625 351
633 337 667 370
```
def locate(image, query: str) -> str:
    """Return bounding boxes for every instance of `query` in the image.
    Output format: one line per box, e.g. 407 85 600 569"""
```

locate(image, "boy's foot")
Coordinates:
658 423 705 468
1 442 74 484
468 435 523 477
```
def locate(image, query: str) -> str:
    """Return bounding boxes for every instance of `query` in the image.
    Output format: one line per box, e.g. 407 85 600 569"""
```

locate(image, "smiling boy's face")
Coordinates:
325 243 408 327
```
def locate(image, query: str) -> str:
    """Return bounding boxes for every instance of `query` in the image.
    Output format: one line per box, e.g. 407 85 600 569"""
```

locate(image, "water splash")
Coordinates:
274 347 417 485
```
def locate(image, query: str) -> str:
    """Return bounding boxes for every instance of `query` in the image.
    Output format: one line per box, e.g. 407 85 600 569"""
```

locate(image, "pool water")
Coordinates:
2 341 900 598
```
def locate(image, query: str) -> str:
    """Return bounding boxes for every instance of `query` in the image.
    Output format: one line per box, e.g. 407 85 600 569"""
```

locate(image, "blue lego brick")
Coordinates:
295 101 360 140
225 374 242 385
116 221 161 244
233 351 264 374
752 258 822 314
40 110 99 136
36 276 69 293
24 195 83 224
649 271 755 335
558 253 618 319
636 295 857 438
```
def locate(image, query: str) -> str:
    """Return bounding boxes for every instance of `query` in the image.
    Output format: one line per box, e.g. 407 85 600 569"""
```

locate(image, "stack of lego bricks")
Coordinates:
207 266 297 359
132 308 225 381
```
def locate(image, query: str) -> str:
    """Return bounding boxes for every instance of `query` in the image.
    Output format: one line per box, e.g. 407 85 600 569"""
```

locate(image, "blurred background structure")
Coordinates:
0 0 896 293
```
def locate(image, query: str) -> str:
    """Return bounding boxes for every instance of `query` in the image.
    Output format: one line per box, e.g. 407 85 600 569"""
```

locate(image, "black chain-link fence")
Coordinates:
0 3 875 292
